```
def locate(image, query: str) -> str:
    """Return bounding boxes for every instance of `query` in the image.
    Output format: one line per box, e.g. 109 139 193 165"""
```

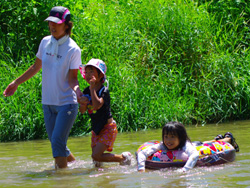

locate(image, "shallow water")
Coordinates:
0 120 250 188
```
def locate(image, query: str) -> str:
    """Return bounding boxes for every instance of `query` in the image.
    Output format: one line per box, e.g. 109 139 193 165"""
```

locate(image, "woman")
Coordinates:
3 6 82 169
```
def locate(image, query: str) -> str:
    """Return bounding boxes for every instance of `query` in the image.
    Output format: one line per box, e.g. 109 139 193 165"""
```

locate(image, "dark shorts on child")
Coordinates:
91 121 118 152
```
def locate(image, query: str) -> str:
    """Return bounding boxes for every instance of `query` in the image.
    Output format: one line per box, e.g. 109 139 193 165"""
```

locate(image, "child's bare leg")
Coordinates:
92 142 124 163
204 137 231 143
217 137 231 143
204 132 239 152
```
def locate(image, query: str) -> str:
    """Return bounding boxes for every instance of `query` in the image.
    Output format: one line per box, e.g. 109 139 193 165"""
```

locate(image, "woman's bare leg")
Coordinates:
67 153 75 162
55 156 67 169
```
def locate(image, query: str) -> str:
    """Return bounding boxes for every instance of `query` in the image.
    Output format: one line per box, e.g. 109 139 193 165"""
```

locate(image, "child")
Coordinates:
137 121 199 172
79 58 131 167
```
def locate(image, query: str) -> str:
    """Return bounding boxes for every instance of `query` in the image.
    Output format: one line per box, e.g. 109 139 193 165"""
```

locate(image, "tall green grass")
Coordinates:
0 0 250 141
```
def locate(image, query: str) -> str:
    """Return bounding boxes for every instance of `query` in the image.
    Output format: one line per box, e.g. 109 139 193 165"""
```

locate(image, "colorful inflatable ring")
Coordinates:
136 141 236 169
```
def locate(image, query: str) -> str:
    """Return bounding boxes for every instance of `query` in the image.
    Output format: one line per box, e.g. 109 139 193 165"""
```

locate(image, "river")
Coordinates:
0 120 249 188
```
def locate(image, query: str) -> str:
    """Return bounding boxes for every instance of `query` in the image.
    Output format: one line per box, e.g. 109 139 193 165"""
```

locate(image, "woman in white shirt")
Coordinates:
3 6 82 169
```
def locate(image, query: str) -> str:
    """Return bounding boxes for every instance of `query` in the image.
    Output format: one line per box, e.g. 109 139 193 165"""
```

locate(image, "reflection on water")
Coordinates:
0 120 250 188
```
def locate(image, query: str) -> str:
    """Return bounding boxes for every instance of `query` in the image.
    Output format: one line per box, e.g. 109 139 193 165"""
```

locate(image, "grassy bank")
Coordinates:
0 0 249 141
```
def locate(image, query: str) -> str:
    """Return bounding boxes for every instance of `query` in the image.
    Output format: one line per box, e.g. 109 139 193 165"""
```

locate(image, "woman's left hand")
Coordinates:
76 90 83 103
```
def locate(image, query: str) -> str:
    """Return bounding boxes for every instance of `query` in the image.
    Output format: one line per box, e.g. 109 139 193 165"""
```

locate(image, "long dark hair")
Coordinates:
162 121 191 149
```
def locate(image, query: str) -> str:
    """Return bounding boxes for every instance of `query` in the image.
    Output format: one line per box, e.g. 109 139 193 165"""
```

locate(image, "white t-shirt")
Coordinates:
137 141 199 171
36 35 82 105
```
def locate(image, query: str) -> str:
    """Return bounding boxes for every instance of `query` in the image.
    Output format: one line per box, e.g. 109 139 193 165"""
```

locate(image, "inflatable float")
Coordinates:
136 141 236 169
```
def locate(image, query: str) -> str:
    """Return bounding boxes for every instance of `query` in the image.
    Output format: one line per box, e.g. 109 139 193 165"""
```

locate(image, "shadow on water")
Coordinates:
1 120 250 187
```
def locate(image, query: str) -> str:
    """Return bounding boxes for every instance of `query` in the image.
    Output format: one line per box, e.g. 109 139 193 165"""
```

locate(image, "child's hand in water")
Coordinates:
177 167 188 173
